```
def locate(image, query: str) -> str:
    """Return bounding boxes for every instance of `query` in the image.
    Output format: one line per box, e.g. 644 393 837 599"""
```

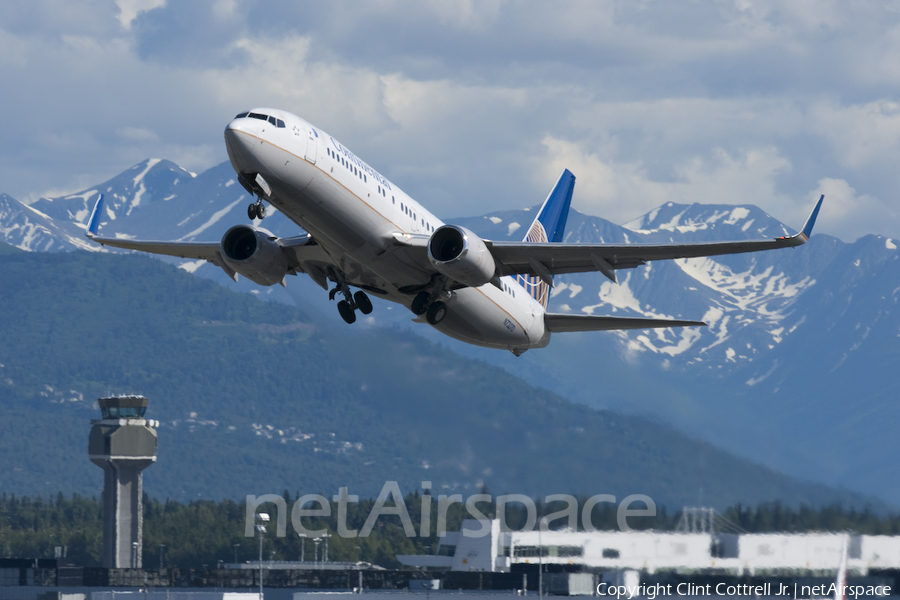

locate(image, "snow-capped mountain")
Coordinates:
451 205 900 503
0 192 98 252
451 204 848 373
2 159 898 504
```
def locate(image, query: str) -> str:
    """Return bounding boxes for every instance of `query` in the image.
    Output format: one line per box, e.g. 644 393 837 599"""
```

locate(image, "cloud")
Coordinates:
115 0 166 29
116 126 160 143
537 136 798 226
808 178 896 241
811 100 900 169
2 0 900 240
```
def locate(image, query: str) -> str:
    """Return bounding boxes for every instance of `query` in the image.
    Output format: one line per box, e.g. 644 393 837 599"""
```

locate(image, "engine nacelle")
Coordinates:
220 225 288 286
427 225 496 288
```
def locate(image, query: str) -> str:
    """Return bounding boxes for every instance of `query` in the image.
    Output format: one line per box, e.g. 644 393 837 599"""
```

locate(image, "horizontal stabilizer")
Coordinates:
545 313 706 333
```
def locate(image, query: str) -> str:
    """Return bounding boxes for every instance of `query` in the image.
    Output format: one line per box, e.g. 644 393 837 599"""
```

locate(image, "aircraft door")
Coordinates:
305 127 318 164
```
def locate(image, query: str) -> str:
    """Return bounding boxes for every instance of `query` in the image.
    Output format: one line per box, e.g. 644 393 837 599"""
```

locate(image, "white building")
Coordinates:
397 520 900 576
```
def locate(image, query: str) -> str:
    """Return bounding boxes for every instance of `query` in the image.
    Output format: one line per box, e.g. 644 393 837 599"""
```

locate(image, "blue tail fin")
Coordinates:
523 169 575 244
516 169 576 309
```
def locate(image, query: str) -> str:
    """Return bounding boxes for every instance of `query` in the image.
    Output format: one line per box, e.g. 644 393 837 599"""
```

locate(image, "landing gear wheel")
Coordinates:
337 300 356 324
411 291 430 315
354 291 373 315
426 301 447 325
256 202 266 219
247 203 258 220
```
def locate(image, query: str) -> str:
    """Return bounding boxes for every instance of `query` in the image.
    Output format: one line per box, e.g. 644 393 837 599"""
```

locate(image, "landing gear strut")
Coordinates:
328 269 372 324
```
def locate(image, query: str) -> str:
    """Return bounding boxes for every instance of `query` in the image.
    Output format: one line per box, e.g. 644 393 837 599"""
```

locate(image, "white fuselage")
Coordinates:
223 109 550 354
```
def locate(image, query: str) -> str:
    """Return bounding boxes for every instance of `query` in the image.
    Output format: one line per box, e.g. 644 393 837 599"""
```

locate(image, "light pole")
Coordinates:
256 513 269 600
299 534 306 562
322 532 331 564
234 543 240 564
132 542 139 569
159 544 166 569
538 528 542 600
313 537 322 568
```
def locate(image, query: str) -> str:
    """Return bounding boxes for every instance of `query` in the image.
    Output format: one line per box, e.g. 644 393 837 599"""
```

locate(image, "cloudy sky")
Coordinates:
3 0 900 241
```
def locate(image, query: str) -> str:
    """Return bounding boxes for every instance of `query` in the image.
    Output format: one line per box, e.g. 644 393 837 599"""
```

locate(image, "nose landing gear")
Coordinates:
247 200 266 220
241 173 272 221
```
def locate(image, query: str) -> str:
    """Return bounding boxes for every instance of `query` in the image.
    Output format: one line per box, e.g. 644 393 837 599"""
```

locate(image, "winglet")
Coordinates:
799 194 824 241
86 193 105 238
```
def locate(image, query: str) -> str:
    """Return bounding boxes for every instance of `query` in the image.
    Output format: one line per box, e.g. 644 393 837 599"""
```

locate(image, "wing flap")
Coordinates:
545 313 706 333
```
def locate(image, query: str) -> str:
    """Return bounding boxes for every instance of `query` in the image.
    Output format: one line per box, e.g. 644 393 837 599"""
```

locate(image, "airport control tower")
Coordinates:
89 395 158 568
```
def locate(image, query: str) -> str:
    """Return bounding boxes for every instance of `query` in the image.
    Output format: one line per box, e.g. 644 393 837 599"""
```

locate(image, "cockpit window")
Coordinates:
268 116 277 125
235 112 249 119
248 113 268 121
276 119 285 128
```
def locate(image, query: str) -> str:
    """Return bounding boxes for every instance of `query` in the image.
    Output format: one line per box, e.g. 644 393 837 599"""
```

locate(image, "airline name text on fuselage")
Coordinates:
329 137 392 191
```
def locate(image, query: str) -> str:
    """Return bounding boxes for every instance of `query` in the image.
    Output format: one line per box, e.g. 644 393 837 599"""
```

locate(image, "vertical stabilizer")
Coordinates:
516 169 576 308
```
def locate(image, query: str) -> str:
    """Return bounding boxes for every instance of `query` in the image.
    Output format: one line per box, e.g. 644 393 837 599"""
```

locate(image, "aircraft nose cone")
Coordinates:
224 120 258 170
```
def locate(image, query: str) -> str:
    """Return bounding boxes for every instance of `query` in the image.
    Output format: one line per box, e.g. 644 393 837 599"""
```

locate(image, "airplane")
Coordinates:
85 107 824 356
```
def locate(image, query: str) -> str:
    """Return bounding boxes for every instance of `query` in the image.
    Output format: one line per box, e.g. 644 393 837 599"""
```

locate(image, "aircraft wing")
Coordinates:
545 313 706 333
84 194 334 286
488 195 824 283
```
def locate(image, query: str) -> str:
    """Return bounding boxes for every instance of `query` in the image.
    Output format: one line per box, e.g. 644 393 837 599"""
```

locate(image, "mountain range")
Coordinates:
1 158 897 506
3 245 877 511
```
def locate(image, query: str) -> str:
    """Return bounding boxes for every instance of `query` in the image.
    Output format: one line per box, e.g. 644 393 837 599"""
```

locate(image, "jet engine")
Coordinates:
220 225 288 286
427 225 496 288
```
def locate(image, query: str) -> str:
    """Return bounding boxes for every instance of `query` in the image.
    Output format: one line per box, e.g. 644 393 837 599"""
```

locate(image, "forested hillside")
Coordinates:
2 493 897 568
0 245 879 511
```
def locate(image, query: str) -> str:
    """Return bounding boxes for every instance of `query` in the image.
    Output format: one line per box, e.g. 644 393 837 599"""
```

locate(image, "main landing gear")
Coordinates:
328 270 373 324
247 200 266 220
411 290 448 325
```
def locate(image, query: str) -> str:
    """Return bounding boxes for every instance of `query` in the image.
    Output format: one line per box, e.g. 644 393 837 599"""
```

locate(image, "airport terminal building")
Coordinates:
397 519 900 576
